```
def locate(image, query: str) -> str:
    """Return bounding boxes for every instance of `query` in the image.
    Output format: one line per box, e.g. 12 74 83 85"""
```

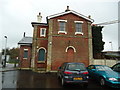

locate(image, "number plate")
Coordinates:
74 77 82 80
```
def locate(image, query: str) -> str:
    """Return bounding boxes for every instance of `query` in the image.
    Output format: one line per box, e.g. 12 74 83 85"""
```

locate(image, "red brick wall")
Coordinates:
50 13 89 70
35 25 48 68
19 45 31 68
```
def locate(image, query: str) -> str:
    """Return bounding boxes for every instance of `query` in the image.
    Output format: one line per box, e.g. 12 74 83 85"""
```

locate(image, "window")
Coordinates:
58 20 67 34
40 28 46 37
59 22 66 31
23 49 28 58
75 21 83 35
38 49 45 61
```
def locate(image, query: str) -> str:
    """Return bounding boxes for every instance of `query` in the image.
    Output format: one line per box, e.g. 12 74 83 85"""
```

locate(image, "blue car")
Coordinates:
58 62 89 87
87 65 120 88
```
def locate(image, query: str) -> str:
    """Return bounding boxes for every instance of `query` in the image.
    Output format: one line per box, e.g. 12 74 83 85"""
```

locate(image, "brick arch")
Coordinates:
37 47 47 53
37 47 47 61
65 46 76 52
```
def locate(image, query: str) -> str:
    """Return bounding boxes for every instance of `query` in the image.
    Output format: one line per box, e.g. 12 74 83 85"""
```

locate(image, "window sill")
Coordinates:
58 31 67 34
75 32 83 35
40 35 46 37
37 61 45 63
23 58 28 59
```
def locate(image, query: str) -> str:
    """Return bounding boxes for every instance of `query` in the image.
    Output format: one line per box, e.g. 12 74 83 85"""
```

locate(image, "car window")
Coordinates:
66 64 86 71
113 64 120 72
96 66 112 71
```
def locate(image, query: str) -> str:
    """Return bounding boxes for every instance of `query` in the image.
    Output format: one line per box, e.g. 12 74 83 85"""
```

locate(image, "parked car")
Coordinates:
87 65 120 88
57 62 89 87
111 63 120 72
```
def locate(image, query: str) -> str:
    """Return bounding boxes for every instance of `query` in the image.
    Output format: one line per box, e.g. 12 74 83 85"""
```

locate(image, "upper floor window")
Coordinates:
58 19 67 34
75 21 83 35
40 28 46 37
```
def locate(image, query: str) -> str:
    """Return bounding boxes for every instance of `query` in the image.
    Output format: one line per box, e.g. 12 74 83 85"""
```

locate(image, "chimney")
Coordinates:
88 15 91 19
23 32 25 37
37 12 42 22
65 6 70 12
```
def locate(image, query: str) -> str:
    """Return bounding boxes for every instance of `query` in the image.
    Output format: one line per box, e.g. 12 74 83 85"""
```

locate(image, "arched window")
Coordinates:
38 49 45 61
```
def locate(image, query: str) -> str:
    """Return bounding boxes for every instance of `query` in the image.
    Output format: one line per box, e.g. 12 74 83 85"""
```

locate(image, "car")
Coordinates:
87 65 120 88
57 62 89 87
111 63 120 72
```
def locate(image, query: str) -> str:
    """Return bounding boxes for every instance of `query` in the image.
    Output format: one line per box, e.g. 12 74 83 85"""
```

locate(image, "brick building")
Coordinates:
18 6 94 72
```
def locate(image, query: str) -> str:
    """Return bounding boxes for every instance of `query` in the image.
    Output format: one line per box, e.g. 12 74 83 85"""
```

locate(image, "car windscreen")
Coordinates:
66 64 86 71
96 66 113 71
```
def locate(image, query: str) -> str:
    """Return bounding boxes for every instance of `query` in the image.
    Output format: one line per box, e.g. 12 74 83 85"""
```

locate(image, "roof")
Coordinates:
47 10 94 22
18 37 32 45
31 22 48 27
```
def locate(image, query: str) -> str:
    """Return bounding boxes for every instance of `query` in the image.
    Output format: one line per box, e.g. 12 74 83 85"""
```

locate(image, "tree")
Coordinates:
92 25 105 58
2 47 20 60
9 47 20 59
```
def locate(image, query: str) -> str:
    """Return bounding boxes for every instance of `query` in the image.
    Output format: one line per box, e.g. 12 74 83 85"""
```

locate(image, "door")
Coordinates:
38 49 45 61
67 48 74 62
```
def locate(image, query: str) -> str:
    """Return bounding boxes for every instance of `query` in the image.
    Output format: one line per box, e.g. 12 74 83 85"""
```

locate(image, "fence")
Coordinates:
93 59 118 67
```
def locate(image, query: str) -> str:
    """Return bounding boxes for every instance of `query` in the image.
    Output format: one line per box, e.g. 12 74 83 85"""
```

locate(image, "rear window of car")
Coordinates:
66 64 86 71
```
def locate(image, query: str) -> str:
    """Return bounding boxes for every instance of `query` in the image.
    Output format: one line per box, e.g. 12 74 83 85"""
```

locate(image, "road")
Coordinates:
2 70 113 89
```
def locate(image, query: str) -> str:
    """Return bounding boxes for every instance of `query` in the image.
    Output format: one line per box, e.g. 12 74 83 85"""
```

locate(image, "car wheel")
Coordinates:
61 78 66 86
82 83 88 88
100 78 105 86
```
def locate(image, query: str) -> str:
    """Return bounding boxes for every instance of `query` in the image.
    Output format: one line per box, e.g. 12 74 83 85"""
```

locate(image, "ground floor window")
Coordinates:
38 49 45 61
23 49 28 59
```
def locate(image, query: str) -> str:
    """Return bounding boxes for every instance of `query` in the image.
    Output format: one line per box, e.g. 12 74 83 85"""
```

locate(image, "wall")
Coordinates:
93 59 118 67
19 45 31 68
49 13 91 70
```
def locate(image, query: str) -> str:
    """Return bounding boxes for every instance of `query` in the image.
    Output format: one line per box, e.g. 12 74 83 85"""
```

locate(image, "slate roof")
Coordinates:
18 37 32 45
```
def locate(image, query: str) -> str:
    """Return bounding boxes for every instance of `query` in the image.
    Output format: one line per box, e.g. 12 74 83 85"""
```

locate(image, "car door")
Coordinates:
88 65 100 79
87 65 96 77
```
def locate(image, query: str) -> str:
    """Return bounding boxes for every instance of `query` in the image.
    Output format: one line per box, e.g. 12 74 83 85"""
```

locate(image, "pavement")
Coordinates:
0 63 17 72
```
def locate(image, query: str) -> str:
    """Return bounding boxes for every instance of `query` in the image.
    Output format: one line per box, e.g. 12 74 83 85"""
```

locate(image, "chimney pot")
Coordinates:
37 12 42 22
23 32 25 37
88 15 91 19
65 6 70 12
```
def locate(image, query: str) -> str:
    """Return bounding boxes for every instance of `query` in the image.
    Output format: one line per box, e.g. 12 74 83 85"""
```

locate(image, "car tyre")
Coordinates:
100 78 105 86
61 78 66 87
82 83 88 88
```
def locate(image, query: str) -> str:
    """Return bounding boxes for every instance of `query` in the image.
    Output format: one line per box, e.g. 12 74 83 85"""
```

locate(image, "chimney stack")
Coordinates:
88 15 91 19
37 12 42 22
23 32 25 37
65 6 70 12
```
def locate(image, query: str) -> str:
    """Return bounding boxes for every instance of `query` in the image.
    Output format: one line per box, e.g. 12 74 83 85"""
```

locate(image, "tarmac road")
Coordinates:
2 70 113 89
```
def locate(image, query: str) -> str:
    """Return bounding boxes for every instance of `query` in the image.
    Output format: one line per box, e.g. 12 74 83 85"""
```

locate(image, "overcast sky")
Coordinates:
0 0 119 52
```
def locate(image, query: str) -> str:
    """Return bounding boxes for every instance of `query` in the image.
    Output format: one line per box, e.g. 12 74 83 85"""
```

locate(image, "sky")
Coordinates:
0 0 119 52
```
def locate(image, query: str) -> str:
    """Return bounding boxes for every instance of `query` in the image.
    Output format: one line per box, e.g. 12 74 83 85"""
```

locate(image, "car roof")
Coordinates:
63 62 84 65
89 65 107 67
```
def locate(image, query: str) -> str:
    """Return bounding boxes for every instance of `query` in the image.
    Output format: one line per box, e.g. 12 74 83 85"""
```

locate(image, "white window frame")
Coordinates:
40 28 46 37
58 19 67 34
74 21 84 35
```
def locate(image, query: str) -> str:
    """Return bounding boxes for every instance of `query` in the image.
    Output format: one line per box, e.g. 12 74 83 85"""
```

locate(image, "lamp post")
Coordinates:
3 36 7 68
